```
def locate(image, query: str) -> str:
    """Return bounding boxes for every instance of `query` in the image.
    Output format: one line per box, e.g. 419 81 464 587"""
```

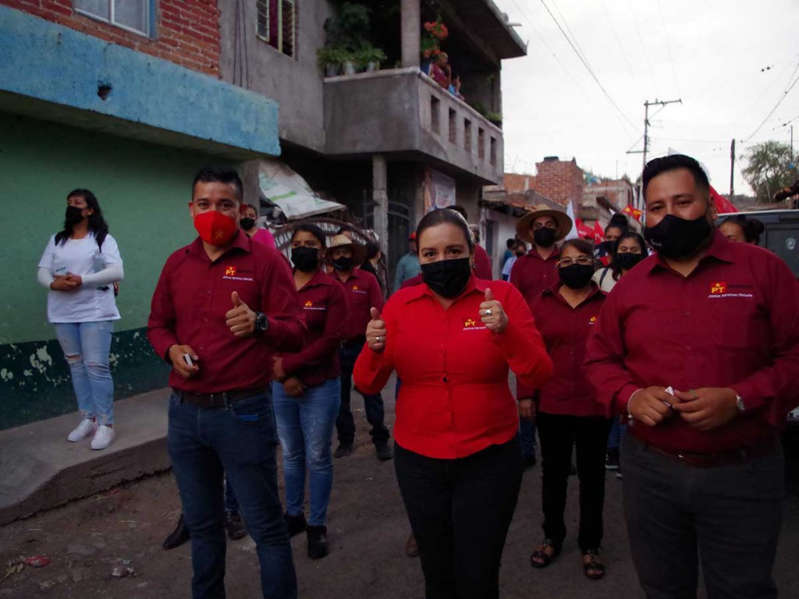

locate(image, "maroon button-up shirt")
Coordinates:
585 231 799 453
335 268 384 342
280 271 348 387
147 232 305 393
509 248 560 308
520 284 607 417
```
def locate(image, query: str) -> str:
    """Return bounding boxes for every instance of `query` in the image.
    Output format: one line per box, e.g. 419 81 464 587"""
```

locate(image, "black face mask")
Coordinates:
65 205 84 228
240 217 255 230
291 246 319 272
332 256 354 271
421 257 472 299
644 214 712 260
598 240 614 255
533 227 556 248
614 252 643 271
559 263 595 289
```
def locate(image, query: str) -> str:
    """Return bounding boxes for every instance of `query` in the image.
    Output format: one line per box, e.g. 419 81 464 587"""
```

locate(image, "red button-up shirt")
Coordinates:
520 284 607 417
147 232 305 393
280 271 348 387
509 248 560 308
335 268 384 342
585 231 799 454
354 277 553 459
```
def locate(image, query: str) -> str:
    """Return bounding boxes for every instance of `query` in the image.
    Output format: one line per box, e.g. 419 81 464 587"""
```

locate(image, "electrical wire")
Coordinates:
743 61 799 142
536 0 638 132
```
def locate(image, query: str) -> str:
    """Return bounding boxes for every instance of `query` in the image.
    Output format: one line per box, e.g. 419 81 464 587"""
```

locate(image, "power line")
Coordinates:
656 0 680 95
743 60 799 142
537 0 637 131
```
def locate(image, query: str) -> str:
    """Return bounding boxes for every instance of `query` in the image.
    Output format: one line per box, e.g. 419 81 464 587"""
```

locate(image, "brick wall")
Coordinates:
1 0 220 75
533 158 584 208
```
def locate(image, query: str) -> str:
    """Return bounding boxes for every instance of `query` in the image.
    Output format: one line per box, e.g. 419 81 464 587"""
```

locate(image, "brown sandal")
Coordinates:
530 539 561 568
582 549 605 580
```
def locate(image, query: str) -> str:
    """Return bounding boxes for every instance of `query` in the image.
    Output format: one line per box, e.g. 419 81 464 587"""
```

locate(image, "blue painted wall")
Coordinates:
0 4 280 157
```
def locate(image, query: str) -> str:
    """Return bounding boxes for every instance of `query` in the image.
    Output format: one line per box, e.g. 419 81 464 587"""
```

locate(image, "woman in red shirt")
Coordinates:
354 209 552 598
271 224 348 560
520 238 610 579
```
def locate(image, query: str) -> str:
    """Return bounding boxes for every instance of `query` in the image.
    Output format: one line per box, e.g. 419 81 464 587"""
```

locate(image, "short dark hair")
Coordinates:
416 208 474 252
192 166 243 200
642 154 709 198
448 205 468 221
364 240 381 260
291 223 327 247
561 238 595 257
607 213 629 232
506 237 517 249
721 215 765 245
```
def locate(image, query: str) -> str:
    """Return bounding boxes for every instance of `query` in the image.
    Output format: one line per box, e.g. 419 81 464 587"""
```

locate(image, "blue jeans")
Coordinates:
53 321 114 425
167 391 297 599
273 378 341 526
607 416 626 450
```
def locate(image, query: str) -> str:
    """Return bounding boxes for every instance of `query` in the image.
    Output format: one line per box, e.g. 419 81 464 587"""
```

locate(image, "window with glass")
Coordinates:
256 0 296 58
74 0 150 36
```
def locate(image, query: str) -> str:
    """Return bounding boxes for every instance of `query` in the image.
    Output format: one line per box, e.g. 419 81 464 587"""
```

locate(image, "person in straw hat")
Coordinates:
510 204 573 471
326 233 393 461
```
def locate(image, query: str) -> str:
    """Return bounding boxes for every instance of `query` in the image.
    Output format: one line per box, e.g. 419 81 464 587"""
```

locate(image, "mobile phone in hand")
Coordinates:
182 354 194 368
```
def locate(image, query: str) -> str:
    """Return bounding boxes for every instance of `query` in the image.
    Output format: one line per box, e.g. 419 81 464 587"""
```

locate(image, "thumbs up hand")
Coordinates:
479 287 508 334
226 291 257 337
366 306 387 353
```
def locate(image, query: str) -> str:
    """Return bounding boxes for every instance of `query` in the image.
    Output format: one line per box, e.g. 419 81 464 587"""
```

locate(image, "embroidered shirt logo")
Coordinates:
589 315 598 325
222 265 254 282
304 300 313 307
710 281 727 295
303 299 326 311
463 317 487 331
225 266 237 277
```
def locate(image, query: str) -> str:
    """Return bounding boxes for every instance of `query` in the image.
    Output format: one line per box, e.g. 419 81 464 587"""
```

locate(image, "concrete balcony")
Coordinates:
324 67 504 184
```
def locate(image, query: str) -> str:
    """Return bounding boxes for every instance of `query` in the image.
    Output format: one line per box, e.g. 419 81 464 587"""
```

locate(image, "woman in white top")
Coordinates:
592 232 647 293
37 189 124 450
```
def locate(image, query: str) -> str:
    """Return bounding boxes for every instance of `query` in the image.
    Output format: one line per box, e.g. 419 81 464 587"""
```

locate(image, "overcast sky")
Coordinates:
492 0 799 196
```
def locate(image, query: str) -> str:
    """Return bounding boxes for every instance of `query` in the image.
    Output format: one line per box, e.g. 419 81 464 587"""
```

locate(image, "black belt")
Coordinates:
630 430 779 468
176 387 264 409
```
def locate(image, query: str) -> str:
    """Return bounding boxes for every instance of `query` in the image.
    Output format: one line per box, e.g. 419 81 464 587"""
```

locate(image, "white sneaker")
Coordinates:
90 425 115 450
67 418 96 442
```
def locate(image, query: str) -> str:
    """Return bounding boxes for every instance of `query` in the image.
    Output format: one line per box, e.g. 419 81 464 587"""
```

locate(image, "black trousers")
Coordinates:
394 438 523 599
623 434 784 599
337 340 389 446
536 412 611 551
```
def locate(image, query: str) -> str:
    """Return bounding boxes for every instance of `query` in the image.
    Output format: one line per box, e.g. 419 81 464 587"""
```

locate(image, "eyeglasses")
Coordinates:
558 256 593 267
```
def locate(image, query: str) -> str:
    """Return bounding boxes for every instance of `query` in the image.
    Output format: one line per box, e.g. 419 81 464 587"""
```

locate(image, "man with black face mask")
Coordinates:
511 205 573 468
585 154 799 599
326 234 392 461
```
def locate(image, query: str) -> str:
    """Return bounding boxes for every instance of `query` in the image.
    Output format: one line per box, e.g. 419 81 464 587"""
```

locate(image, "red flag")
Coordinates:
592 221 604 244
575 218 594 239
709 185 738 214
622 204 634 217
632 208 643 222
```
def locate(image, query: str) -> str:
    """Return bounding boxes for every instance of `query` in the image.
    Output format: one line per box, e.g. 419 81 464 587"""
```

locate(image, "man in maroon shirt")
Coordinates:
511 204 573 467
326 234 392 460
147 167 305 599
585 154 799 599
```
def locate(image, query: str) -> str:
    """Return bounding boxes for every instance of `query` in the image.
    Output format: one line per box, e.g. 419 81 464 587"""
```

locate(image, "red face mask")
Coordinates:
193 210 237 246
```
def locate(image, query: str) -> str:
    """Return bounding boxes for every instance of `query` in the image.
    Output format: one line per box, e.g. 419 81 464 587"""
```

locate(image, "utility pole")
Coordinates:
626 98 682 209
730 138 735 197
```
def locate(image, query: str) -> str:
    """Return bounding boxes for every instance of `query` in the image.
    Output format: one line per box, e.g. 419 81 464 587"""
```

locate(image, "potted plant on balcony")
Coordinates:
355 45 387 72
421 17 448 73
317 46 349 77
486 111 503 128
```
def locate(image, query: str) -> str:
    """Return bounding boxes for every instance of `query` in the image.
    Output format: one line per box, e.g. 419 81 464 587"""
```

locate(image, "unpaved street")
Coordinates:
2 389 799 598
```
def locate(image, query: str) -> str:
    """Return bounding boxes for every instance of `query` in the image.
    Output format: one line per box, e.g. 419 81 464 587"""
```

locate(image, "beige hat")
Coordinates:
326 233 366 266
516 204 573 243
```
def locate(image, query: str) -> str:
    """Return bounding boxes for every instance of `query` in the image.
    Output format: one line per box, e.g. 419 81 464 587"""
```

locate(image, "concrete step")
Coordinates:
0 388 171 526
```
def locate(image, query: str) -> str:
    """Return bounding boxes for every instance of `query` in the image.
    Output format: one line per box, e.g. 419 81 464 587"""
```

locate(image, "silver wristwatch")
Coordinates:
735 393 745 413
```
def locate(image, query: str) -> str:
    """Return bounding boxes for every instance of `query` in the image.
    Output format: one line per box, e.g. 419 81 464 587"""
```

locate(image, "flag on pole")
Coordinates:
564 200 579 240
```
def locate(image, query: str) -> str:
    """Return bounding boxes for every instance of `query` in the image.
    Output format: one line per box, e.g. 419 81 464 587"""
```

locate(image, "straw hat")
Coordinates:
327 233 366 266
516 204 573 243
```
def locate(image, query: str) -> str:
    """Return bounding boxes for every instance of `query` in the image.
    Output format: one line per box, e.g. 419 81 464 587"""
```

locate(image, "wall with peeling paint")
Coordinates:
0 112 235 430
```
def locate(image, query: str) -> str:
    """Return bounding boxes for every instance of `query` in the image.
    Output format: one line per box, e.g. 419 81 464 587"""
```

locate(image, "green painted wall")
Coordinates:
0 112 234 429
